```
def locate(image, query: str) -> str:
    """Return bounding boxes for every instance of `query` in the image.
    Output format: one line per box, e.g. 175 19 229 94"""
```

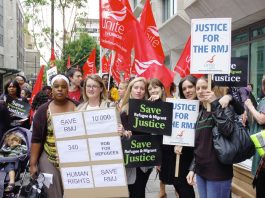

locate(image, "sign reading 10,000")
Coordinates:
92 114 111 122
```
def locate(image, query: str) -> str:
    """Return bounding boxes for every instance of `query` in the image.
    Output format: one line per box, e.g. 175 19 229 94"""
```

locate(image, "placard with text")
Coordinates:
52 108 128 198
122 135 162 168
128 99 173 136
6 97 30 119
163 99 199 147
213 57 248 87
191 18 231 74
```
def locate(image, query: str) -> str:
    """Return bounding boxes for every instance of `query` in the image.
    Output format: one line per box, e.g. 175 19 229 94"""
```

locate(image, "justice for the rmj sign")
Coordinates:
190 18 231 74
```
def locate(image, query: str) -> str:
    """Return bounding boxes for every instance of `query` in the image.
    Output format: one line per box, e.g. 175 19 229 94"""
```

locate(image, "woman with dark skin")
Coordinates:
30 75 78 198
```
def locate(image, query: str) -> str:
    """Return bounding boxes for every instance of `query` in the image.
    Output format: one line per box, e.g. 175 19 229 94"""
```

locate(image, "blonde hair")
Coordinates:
82 74 107 102
213 86 228 98
5 133 22 146
121 77 147 114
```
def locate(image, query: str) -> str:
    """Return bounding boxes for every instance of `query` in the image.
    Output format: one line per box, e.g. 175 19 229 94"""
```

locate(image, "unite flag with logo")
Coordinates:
83 48 97 78
100 0 134 57
100 0 174 87
174 36 203 78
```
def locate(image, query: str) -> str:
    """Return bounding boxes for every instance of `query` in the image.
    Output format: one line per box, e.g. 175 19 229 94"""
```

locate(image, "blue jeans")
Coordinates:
196 175 232 198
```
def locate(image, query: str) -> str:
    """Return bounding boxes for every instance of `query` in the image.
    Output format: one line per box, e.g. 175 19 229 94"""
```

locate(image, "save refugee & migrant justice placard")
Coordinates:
52 108 128 198
122 135 162 168
128 99 173 136
6 97 30 119
213 57 248 87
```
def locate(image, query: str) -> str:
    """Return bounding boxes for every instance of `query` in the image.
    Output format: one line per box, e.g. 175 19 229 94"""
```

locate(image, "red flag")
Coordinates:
174 36 203 78
66 55 71 69
133 21 174 87
30 65 45 105
83 49 97 78
102 55 110 73
50 48 56 67
140 0 164 61
121 0 132 12
111 54 121 84
113 52 130 73
100 0 134 56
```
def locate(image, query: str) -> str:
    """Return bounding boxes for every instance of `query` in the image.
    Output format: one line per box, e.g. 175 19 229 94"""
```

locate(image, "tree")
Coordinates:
22 0 88 64
58 33 100 73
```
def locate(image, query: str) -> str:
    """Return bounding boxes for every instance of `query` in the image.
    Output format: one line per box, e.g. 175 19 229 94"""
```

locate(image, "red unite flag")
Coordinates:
100 0 134 57
174 36 203 78
133 21 174 88
83 48 97 78
140 0 165 62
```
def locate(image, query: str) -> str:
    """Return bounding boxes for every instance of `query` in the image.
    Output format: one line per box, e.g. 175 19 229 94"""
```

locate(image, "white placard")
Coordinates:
46 66 58 86
163 98 199 147
92 164 126 187
190 18 231 74
57 139 90 163
52 112 86 139
83 108 118 135
88 136 123 161
61 166 94 189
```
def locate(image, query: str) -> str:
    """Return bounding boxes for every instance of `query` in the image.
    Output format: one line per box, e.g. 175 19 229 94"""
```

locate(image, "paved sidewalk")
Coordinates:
145 169 241 198
145 169 199 198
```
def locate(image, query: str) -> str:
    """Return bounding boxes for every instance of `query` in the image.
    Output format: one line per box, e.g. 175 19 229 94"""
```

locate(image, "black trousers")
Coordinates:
173 177 195 198
128 168 152 198
256 170 265 198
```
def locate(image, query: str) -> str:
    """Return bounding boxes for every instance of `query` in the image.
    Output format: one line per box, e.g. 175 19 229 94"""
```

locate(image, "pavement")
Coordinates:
145 169 241 198
145 169 198 198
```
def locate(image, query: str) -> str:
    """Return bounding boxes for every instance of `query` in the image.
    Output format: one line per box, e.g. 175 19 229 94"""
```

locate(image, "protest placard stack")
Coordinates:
52 108 128 198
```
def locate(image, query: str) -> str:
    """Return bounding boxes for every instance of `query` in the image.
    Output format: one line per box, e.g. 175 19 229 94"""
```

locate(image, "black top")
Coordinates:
194 105 233 181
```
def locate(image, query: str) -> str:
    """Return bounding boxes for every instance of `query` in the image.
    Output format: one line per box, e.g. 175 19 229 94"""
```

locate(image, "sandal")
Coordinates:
5 183 15 192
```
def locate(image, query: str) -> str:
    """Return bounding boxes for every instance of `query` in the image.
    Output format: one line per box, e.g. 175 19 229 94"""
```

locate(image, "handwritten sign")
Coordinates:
92 164 126 187
88 136 123 161
52 112 86 139
122 135 162 168
83 108 118 135
128 99 173 136
191 18 231 74
57 139 90 163
163 99 199 147
61 166 94 189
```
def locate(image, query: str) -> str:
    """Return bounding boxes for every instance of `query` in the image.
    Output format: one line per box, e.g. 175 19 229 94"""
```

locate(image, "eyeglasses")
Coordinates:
86 84 100 89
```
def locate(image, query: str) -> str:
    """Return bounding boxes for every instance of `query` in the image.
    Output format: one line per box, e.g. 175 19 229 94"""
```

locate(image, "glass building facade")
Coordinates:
232 19 265 98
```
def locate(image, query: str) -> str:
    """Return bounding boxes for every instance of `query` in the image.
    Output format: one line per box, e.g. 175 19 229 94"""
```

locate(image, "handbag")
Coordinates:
212 106 255 164
25 174 47 198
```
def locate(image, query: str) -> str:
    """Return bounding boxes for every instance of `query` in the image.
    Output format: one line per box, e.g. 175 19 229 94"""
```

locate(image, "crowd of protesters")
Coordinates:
0 69 265 198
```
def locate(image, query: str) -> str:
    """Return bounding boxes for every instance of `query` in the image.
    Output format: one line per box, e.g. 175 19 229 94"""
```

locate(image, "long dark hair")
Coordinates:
178 75 197 99
4 80 21 98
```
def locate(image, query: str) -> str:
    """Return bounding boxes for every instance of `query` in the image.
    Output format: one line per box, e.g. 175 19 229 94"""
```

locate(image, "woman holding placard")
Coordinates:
120 77 152 198
151 76 196 198
186 76 235 198
30 74 78 198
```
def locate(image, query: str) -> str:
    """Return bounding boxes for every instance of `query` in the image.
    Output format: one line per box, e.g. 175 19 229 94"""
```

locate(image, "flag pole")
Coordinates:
108 50 116 91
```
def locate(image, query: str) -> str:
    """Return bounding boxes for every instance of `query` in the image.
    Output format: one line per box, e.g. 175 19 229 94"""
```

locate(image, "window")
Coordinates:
163 0 177 22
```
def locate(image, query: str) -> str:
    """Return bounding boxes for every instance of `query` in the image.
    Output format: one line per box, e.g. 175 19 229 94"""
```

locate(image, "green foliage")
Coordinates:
60 33 100 73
